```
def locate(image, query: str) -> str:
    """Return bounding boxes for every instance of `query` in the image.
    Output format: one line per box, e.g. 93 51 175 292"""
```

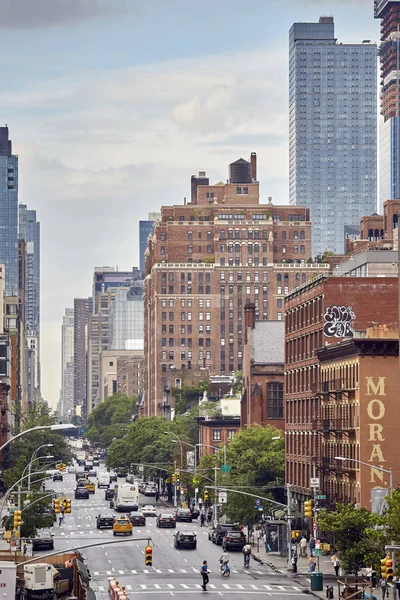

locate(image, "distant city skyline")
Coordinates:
1 0 381 406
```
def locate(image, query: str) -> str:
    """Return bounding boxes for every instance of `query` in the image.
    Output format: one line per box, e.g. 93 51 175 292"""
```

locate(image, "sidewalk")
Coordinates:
252 542 339 599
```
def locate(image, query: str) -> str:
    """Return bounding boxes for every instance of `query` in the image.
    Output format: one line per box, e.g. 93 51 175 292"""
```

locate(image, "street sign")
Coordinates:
315 495 326 500
314 549 323 556
310 477 320 488
219 491 227 504
255 499 261 506
221 465 230 473
138 465 144 472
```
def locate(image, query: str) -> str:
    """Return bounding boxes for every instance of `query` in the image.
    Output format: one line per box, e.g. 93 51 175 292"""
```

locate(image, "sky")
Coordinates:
1 0 379 408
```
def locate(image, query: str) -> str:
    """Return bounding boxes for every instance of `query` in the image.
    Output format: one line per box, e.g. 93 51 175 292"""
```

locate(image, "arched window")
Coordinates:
277 273 282 283
235 244 240 253
302 273 306 283
368 229 373 241
393 214 398 229
254 243 259 253
284 273 289 283
188 231 193 240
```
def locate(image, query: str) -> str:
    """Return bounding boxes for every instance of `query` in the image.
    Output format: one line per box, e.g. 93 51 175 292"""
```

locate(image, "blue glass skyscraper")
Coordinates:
0 127 18 295
139 213 160 272
289 17 377 256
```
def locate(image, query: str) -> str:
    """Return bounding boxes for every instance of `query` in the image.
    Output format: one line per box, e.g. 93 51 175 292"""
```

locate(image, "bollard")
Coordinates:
325 585 334 599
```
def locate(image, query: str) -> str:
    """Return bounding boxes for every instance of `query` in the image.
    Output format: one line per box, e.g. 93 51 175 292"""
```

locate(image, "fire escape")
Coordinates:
311 378 358 507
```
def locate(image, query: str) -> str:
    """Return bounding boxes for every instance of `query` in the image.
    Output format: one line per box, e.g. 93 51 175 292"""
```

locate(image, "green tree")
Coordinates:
85 394 137 445
198 425 284 524
318 503 379 574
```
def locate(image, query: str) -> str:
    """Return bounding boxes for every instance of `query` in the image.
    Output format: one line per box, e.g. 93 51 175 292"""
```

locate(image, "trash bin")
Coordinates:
311 572 324 592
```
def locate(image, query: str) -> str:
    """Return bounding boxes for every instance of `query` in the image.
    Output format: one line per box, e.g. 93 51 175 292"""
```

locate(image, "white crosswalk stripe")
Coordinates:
91 583 303 592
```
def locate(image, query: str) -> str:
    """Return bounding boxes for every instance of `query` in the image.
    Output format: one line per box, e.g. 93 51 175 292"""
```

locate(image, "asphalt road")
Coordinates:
43 469 309 598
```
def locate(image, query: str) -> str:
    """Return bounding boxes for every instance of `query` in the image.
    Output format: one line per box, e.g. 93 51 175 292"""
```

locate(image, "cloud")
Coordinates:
0 0 131 29
10 44 290 405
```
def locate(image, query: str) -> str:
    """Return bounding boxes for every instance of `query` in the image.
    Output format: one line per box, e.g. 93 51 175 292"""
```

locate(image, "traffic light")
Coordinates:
304 500 313 518
53 498 60 514
145 545 153 566
204 490 209 501
65 499 71 514
13 510 22 529
175 471 180 483
381 556 393 582
172 473 177 484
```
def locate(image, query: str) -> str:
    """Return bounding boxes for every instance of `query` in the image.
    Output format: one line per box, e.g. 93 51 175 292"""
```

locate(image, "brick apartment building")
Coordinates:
242 303 285 430
316 326 399 510
284 276 398 507
143 154 330 416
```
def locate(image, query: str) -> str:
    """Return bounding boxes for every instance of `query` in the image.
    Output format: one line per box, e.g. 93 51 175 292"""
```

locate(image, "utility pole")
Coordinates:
287 484 292 568
173 461 177 508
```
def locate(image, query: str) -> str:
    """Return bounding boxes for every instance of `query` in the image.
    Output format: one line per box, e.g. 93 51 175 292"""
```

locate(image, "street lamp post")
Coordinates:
0 424 76 454
26 444 54 491
334 456 393 495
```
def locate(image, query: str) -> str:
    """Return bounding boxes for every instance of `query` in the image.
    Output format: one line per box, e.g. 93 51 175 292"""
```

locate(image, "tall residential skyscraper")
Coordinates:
60 308 74 418
0 127 18 296
19 205 41 393
375 1 400 208
139 212 160 272
289 18 377 256
73 297 92 418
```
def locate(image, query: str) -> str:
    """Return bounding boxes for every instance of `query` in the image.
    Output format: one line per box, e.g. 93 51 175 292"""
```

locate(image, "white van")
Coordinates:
98 473 111 488
115 483 139 512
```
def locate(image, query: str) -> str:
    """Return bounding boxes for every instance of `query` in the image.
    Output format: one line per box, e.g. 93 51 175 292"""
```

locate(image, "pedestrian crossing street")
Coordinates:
92 582 302 593
92 567 282 576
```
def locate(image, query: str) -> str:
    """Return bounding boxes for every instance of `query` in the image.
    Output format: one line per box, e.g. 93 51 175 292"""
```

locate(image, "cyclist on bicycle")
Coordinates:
219 550 230 575
242 543 251 567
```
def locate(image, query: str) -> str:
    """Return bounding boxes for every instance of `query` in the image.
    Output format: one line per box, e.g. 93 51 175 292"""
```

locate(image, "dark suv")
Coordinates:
222 530 246 551
175 508 192 522
211 523 239 545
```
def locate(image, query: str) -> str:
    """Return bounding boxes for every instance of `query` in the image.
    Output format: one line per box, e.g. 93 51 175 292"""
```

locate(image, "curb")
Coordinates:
252 552 284 573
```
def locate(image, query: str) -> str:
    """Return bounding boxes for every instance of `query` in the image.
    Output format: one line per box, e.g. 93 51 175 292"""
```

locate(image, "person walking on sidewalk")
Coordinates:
309 536 315 555
308 554 317 574
299 536 308 558
291 553 298 573
331 554 340 577
379 577 389 600
200 561 209 591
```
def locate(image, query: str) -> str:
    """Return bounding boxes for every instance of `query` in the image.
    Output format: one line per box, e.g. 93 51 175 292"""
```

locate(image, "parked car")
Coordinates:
222 530 246 551
130 511 146 526
156 513 176 528
174 530 197 549
110 473 117 483
96 513 115 529
211 523 239 545
141 505 157 517
52 473 63 482
75 487 89 499
113 517 133 536
105 488 114 501
175 508 192 523
32 531 54 551
144 486 157 497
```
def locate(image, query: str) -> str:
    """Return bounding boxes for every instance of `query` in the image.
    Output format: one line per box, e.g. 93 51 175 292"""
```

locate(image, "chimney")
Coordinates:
244 302 256 343
250 152 257 181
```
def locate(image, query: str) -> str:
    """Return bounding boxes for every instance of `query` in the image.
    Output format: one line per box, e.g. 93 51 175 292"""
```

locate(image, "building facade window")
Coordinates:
266 381 284 419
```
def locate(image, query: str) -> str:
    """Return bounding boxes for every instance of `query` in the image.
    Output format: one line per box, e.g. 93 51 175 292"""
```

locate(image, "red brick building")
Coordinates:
242 303 285 430
198 415 240 459
284 276 398 506
316 326 399 510
143 155 329 416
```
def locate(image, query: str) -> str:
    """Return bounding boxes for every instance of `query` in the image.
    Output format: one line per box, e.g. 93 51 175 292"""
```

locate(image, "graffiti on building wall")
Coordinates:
323 306 356 338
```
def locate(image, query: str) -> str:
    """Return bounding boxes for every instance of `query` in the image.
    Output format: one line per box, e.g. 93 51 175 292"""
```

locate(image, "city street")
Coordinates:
42 469 308 598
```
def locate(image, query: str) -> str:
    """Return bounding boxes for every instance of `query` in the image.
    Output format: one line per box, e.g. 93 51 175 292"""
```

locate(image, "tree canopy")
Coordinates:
85 394 137 446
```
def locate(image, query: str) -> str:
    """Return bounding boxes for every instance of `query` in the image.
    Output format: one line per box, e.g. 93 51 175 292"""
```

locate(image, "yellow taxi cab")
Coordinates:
83 480 95 494
113 517 133 536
